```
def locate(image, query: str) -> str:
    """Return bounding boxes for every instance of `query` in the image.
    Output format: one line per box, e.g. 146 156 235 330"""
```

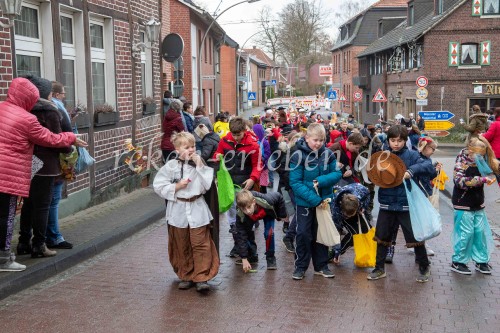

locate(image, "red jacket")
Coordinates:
213 131 262 186
483 116 500 158
161 108 184 151
0 78 77 197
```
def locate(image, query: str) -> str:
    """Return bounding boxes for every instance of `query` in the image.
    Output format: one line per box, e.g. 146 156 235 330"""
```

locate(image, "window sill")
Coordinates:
481 14 500 19
405 69 410 72
458 65 481 69
412 68 419 71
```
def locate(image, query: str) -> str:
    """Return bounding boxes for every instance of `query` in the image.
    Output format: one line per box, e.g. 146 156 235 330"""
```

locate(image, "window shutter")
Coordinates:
449 42 460 66
481 41 491 66
472 0 482 16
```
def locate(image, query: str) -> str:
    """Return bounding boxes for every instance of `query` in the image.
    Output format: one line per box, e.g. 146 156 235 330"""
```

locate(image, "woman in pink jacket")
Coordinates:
482 107 500 202
0 78 86 272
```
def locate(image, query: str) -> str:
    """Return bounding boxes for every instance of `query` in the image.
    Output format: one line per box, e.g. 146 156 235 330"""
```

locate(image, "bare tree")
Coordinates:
253 6 280 62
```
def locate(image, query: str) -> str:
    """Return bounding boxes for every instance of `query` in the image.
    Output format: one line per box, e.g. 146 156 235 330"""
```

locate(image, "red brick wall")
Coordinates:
161 0 172 89
220 45 236 114
0 26 13 98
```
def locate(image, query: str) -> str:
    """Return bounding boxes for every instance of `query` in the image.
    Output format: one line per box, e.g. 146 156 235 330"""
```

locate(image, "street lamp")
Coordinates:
0 0 22 28
132 18 161 55
198 0 261 107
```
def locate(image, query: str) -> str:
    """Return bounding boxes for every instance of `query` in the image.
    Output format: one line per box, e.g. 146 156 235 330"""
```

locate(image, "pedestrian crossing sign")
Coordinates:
248 92 256 100
372 88 387 102
328 90 337 100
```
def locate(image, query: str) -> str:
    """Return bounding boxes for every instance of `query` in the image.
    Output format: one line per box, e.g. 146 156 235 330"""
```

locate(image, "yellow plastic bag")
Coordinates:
432 170 449 191
353 215 377 268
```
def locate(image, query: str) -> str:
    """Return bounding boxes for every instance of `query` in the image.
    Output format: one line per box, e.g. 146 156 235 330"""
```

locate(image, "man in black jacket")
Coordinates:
234 190 287 272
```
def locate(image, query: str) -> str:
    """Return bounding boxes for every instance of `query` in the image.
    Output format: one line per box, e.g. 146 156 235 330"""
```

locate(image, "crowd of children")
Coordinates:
153 101 499 293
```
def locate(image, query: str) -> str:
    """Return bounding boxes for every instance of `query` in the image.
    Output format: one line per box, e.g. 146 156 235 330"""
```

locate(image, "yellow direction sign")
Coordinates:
424 120 455 131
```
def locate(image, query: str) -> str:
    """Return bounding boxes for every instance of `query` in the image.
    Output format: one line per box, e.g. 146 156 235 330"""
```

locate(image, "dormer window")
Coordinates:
408 2 415 26
435 0 444 15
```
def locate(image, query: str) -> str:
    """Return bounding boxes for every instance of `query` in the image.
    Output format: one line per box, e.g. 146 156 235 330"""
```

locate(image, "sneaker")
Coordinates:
416 266 431 283
47 241 73 249
266 256 277 270
178 281 194 290
450 262 472 275
367 268 386 280
292 269 305 280
314 267 335 278
282 237 295 253
235 256 258 265
475 263 492 274
196 282 210 292
426 245 435 256
0 253 26 272
229 246 240 258
385 245 395 264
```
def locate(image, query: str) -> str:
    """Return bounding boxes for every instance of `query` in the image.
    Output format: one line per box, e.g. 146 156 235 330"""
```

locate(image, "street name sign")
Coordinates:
424 120 455 131
248 92 256 100
416 99 428 106
426 130 450 137
238 76 247 82
202 75 216 80
418 111 455 120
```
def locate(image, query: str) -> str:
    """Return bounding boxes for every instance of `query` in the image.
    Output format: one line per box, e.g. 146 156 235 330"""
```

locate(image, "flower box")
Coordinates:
142 102 157 115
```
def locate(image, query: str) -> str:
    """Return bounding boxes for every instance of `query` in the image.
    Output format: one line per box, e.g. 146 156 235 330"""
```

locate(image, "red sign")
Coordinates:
319 65 333 77
338 93 347 102
426 130 450 137
353 91 362 101
372 88 387 102
416 76 428 88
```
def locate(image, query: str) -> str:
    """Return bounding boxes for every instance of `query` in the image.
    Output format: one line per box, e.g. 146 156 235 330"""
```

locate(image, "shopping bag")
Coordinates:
314 186 340 247
216 156 235 213
404 179 442 241
74 147 95 174
353 215 376 268
428 179 440 210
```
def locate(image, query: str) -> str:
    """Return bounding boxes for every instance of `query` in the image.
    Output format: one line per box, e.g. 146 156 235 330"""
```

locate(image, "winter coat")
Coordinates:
193 116 213 142
161 108 184 151
462 113 489 134
275 142 296 191
235 191 287 259
52 98 72 132
417 118 425 131
482 115 500 158
0 78 76 197
413 153 438 196
452 148 487 211
329 140 359 184
31 99 72 176
252 124 271 166
162 97 172 116
199 132 220 167
213 131 262 186
332 183 371 225
182 111 194 133
377 146 435 211
289 138 341 208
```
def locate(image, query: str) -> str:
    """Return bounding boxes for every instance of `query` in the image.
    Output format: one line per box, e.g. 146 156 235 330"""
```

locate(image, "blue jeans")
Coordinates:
263 216 275 257
46 181 65 245
294 205 329 272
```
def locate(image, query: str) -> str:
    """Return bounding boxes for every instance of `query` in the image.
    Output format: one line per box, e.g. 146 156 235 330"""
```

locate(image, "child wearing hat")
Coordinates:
367 125 435 283
450 136 498 275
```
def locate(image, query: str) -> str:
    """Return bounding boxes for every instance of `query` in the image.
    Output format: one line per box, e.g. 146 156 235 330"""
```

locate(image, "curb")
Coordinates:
0 206 165 300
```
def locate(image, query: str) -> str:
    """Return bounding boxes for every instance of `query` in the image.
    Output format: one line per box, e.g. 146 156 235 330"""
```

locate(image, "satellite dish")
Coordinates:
162 33 184 63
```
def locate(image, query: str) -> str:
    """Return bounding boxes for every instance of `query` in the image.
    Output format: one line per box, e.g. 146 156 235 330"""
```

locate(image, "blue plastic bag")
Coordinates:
75 147 95 174
475 154 493 176
404 179 442 241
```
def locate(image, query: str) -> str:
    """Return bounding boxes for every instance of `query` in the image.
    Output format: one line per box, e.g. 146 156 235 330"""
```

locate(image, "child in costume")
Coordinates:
153 132 219 292
461 104 488 142
450 136 498 275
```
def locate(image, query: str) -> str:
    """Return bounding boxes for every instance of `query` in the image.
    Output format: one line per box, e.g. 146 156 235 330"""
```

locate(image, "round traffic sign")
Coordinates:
416 76 428 88
416 87 428 99
353 91 362 101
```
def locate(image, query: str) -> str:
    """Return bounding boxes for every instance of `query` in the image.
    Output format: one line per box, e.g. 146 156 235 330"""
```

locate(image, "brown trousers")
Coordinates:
168 224 220 283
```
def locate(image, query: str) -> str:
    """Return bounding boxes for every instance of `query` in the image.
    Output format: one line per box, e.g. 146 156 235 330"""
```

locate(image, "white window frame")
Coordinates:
14 1 55 79
89 15 116 107
191 23 198 109
139 31 153 99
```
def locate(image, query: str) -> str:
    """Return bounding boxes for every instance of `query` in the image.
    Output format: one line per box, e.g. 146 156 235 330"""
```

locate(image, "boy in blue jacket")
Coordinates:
368 125 435 283
289 123 342 280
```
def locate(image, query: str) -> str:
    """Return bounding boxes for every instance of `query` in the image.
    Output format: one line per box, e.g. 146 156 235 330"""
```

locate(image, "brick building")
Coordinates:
219 35 238 115
358 0 500 124
330 0 408 121
0 1 163 215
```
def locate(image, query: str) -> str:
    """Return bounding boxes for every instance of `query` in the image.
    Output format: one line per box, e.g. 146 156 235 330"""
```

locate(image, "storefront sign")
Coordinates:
485 84 500 95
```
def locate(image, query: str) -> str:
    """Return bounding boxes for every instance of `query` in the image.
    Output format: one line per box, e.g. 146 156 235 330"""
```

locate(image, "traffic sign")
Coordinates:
416 87 428 99
248 92 256 100
416 76 428 88
353 91 362 101
426 130 450 137
372 88 387 102
424 120 455 131
338 93 347 102
419 111 455 120
416 99 428 106
271 79 277 85
328 90 338 100
319 65 333 77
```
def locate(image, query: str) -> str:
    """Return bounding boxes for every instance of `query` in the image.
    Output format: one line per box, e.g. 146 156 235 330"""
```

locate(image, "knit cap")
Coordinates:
24 75 51 99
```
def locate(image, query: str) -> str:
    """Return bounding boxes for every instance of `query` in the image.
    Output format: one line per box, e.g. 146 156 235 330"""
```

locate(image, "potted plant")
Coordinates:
94 103 117 126
71 102 90 129
142 96 157 115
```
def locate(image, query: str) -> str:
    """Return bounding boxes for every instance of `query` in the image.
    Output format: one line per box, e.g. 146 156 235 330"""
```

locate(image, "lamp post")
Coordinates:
132 18 161 55
0 0 23 28
198 0 261 107
236 30 264 115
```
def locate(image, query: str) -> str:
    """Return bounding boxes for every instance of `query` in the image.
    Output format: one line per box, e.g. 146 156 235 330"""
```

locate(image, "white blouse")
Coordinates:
153 159 214 228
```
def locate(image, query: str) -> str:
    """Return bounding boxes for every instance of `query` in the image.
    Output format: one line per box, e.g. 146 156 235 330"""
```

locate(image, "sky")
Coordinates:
195 0 378 48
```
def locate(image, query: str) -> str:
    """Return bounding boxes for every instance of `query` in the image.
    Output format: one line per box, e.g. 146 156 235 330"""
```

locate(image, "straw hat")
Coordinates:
367 151 407 188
